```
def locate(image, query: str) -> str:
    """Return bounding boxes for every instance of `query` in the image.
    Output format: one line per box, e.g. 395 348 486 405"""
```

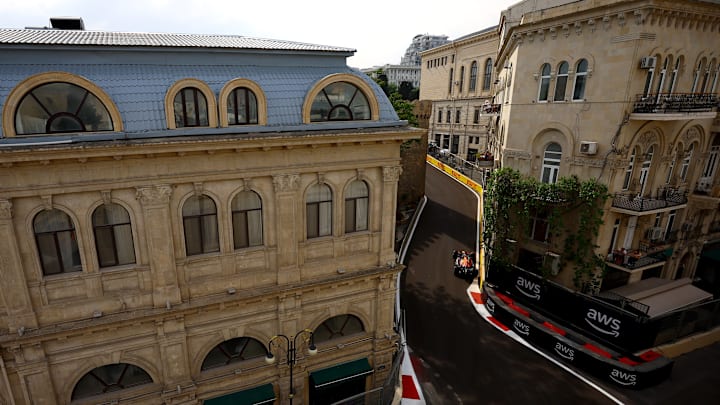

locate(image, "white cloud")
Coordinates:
0 0 518 68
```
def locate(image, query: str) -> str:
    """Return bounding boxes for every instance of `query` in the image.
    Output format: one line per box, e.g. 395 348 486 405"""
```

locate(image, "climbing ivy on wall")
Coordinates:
484 168 609 290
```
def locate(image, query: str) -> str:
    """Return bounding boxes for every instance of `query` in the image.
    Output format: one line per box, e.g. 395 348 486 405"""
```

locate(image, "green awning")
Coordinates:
204 383 275 405
310 358 373 388
701 249 720 262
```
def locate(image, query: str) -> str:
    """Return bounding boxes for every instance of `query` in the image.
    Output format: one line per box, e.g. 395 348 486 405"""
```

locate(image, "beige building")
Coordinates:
491 0 720 292
0 22 422 405
420 27 500 163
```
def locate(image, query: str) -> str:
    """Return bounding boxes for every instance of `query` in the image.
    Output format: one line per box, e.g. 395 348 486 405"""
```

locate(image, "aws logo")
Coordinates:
554 342 575 361
513 319 530 336
585 308 621 337
486 298 496 314
610 369 637 386
515 277 542 300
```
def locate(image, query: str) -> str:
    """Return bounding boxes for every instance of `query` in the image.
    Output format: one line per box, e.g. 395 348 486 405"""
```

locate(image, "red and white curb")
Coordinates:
400 344 425 404
466 283 624 405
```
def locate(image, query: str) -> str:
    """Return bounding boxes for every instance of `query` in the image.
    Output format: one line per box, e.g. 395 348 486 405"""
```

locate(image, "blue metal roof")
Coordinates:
0 30 402 140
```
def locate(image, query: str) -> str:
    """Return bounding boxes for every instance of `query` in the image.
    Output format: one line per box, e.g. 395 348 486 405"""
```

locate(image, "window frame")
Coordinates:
72 363 153 401
231 190 264 249
3 72 123 137
572 59 589 101
554 61 569 102
182 194 220 256
541 142 562 184
483 58 493 91
469 61 478 92
302 74 379 123
344 180 369 234
538 63 551 102
92 203 136 268
218 78 267 127
34 209 83 276
306 183 333 239
165 79 217 130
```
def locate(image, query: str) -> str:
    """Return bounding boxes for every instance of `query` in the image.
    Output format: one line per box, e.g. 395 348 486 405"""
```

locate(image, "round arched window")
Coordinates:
15 82 113 135
310 82 370 122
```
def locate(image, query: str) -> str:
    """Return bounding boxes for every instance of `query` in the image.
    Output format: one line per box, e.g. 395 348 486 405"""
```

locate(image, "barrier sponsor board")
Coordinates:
426 155 483 194
484 286 673 389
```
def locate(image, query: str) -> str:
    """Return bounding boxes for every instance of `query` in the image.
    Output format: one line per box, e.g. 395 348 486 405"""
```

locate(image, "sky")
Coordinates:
0 0 519 69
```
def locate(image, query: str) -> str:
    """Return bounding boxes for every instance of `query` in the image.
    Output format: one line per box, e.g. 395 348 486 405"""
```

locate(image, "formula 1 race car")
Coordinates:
452 250 478 279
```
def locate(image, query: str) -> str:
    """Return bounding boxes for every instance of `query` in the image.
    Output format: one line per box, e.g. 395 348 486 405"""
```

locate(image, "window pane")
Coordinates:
114 224 136 265
79 93 113 131
37 233 62 275
15 95 49 134
307 204 319 238
201 215 219 253
319 201 332 236
248 91 258 124
197 91 209 126
356 198 368 231
539 78 550 101
247 210 263 246
346 181 368 198
311 82 370 122
57 230 82 272
233 212 249 248
573 75 587 100
345 200 356 233
184 218 202 255
34 209 73 233
95 227 117 267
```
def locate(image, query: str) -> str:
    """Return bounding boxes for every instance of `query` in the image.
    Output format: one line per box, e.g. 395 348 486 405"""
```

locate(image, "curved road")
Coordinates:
400 164 615 404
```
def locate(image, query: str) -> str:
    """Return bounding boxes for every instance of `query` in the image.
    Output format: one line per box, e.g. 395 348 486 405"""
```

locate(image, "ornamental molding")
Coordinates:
682 127 702 146
272 174 300 193
638 131 660 149
571 157 604 168
383 166 402 182
136 185 172 206
0 199 12 219
504 149 532 160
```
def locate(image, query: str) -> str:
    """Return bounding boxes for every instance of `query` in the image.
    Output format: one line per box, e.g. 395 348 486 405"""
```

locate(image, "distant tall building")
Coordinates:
363 34 449 89
401 34 450 66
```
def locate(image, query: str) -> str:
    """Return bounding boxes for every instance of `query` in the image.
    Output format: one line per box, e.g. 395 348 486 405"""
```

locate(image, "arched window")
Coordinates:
15 82 113 135
448 68 454 93
201 337 266 371
309 82 370 122
34 209 82 275
483 58 493 91
231 191 263 249
182 195 219 256
541 142 562 184
173 87 209 128
306 184 332 238
668 57 681 95
703 135 720 180
554 61 569 101
226 87 258 125
538 63 551 102
72 363 153 400
92 204 135 268
710 59 720 94
656 57 670 101
313 314 364 343
692 58 706 93
458 66 465 92
345 180 369 233
623 149 636 190
639 146 654 195
680 144 694 181
573 59 588 100
469 61 478 92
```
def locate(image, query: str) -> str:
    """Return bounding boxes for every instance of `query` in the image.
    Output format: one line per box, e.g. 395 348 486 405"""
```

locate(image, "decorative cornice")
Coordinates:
272 174 300 193
136 185 172 206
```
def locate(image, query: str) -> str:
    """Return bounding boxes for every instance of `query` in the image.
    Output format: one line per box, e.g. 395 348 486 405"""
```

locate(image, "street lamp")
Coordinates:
265 329 317 404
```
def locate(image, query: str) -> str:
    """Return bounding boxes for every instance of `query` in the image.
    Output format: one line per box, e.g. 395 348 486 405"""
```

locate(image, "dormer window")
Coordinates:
310 82 370 121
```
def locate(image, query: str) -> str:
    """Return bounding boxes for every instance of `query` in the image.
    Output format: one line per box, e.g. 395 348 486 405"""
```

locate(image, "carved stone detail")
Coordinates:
0 199 12 219
41 195 52 211
272 174 300 193
504 149 532 159
383 166 402 182
101 190 112 205
638 131 659 149
136 185 173 206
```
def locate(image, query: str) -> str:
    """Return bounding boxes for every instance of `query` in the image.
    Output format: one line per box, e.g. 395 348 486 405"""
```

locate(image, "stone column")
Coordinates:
0 199 38 331
157 317 197 405
12 344 57 405
136 185 181 307
381 166 402 265
272 174 301 284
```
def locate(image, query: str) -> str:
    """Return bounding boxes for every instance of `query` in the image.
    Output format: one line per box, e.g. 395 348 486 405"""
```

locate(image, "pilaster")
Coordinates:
381 166 402 264
272 174 301 284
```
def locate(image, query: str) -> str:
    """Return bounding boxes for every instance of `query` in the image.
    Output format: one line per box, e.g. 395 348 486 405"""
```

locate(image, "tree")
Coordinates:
389 93 418 126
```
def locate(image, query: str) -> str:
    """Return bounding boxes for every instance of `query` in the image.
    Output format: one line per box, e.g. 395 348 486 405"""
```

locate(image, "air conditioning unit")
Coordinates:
544 252 561 275
649 227 664 241
640 56 656 69
580 141 598 155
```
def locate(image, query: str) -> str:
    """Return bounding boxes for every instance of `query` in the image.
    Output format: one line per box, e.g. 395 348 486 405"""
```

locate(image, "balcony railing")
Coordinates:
481 103 501 114
612 187 687 212
608 249 667 270
632 93 718 114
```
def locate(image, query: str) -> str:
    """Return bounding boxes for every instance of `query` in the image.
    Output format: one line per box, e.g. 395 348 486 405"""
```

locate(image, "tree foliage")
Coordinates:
368 70 419 126
484 167 609 291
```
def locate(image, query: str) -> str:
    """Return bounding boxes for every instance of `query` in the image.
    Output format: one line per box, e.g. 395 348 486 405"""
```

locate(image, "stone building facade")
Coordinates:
0 24 422 405
419 27 500 163
491 0 720 291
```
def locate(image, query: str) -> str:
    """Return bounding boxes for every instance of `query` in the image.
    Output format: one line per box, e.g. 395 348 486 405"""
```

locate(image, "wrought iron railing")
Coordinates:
612 187 687 212
607 250 666 270
632 93 718 114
